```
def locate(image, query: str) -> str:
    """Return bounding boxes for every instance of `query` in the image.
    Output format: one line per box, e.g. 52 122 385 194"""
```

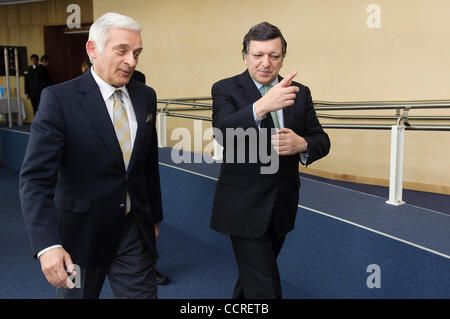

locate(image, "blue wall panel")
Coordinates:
0 129 29 172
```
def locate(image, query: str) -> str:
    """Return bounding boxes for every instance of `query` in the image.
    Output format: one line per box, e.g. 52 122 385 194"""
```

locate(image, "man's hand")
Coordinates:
271 128 307 156
254 71 300 119
39 247 76 289
154 223 160 239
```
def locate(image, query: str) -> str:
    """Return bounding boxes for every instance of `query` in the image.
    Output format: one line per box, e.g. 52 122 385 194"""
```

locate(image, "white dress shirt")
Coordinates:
37 68 138 259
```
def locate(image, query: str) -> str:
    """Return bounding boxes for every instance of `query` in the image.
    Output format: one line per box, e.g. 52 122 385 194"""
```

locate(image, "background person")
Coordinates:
25 54 53 115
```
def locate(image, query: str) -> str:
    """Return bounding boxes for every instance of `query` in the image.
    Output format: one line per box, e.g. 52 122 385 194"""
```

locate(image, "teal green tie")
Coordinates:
263 85 280 129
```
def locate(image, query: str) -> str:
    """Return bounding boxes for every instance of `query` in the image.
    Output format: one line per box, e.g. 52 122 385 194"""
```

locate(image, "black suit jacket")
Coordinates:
20 70 163 267
211 70 330 238
131 70 146 84
25 64 52 98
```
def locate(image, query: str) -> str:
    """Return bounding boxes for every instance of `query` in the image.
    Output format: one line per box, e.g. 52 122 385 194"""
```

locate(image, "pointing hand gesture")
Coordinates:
254 71 300 119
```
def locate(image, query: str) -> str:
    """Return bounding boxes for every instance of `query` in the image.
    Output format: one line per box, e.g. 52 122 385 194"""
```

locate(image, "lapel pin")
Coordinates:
146 114 153 123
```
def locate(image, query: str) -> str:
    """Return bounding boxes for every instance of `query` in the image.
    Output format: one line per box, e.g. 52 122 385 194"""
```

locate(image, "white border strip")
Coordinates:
159 162 218 181
0 127 31 135
160 161 450 259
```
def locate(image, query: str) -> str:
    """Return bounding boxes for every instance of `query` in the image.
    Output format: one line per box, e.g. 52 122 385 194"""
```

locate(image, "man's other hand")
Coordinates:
271 128 307 155
39 247 76 289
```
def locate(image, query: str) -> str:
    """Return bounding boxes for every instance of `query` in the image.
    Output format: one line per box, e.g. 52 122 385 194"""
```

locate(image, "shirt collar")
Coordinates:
90 67 129 101
252 77 279 91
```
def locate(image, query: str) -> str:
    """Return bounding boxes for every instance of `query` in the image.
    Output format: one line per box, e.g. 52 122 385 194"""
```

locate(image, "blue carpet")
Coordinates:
101 223 305 299
158 163 450 298
298 178 450 256
279 208 450 298
301 173 450 216
0 167 302 298
0 167 54 298
1 146 449 298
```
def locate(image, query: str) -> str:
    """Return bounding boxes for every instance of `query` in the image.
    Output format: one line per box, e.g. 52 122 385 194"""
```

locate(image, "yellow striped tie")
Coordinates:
113 90 131 214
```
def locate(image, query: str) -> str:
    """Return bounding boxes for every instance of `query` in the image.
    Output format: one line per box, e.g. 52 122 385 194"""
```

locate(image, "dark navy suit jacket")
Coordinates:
20 70 163 267
211 70 330 238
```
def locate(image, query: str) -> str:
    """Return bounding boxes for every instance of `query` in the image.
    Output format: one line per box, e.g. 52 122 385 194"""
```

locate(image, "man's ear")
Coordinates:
86 40 97 61
243 53 248 66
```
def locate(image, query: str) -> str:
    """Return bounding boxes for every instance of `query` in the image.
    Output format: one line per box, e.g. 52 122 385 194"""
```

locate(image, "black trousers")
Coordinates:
56 212 157 299
30 96 39 115
230 226 286 299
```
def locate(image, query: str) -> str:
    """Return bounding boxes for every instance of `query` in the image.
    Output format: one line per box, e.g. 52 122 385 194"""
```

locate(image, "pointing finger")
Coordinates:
279 71 297 87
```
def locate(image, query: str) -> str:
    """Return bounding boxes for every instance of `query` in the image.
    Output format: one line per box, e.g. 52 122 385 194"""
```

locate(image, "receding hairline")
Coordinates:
104 27 143 49
245 37 284 54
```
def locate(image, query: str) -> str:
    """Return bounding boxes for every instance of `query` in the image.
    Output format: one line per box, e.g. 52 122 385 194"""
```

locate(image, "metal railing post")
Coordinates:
14 48 23 126
4 48 12 128
212 139 223 161
157 103 168 147
386 124 406 206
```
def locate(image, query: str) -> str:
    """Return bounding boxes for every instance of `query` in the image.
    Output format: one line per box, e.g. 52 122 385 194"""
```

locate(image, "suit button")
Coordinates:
120 204 125 208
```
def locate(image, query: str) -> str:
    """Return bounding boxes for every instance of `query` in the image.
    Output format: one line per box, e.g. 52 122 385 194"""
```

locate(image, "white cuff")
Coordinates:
37 245 62 259
300 151 309 165
252 103 266 125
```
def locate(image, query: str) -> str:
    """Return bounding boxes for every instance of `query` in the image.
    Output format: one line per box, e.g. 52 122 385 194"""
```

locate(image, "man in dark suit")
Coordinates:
211 22 330 299
24 54 40 114
20 13 163 299
24 54 52 114
130 69 170 286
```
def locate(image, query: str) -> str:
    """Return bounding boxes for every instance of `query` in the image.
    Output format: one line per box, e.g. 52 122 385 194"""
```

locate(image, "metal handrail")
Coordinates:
321 124 450 131
157 99 450 110
316 114 450 121
313 104 450 111
158 107 211 112
165 113 212 121
158 97 212 102
158 101 212 108
155 97 450 205
314 99 450 106
156 99 450 130
160 97 450 104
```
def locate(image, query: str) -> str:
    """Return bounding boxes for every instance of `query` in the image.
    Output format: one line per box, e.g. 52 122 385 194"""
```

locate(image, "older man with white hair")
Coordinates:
19 12 163 299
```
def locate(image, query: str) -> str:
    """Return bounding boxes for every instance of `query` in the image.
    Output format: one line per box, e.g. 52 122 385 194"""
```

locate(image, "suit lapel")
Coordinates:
78 71 125 172
237 70 263 106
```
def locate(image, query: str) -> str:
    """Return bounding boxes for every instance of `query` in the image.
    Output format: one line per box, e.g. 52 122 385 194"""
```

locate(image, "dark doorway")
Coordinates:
44 25 91 84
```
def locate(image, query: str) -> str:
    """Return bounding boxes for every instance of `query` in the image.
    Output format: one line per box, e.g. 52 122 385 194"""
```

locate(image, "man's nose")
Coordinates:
261 54 270 67
125 52 137 67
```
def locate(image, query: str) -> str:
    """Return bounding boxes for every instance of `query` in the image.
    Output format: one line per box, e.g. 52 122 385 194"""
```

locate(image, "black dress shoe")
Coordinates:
154 269 170 285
